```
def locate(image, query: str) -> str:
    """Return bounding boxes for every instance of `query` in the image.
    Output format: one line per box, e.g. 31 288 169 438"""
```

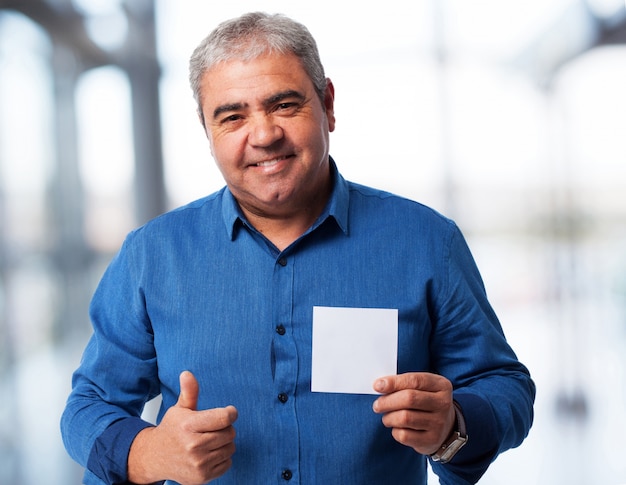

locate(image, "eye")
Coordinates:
274 102 299 115
220 114 243 124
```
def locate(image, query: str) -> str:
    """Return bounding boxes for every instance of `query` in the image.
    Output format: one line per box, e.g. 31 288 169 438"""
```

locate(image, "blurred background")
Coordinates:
1 0 625 483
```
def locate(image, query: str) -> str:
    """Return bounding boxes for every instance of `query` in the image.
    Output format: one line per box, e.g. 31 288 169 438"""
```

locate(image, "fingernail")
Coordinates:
374 379 385 392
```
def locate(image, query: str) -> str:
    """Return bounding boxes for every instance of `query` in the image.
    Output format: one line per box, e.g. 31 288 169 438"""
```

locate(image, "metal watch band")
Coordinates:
429 401 468 464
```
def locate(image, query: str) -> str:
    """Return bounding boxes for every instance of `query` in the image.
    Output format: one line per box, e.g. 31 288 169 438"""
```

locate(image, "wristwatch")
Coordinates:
429 401 468 464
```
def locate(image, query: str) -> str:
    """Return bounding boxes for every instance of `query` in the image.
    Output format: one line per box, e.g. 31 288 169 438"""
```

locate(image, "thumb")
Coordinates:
176 370 199 410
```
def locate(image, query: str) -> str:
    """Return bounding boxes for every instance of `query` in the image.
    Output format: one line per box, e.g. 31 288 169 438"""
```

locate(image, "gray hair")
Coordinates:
189 12 327 114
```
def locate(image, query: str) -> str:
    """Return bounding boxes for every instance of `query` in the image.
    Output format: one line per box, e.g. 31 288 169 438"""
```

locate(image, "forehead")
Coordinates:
199 52 313 105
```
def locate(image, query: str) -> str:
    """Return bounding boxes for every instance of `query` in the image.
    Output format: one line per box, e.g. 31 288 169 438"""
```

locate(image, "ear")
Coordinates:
323 78 336 132
196 108 216 158
197 108 207 131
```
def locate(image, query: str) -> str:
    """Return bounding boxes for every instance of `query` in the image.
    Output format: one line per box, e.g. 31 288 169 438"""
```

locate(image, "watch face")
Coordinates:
431 433 468 463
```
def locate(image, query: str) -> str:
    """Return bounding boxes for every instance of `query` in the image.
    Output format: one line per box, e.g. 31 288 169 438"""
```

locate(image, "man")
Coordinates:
61 12 535 485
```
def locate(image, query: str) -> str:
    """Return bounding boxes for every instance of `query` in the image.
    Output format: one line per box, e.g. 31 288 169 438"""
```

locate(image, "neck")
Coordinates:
241 180 332 251
241 197 328 252
246 216 313 251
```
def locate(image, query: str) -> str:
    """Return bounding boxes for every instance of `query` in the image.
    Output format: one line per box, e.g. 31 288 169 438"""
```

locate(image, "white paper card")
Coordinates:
311 306 398 394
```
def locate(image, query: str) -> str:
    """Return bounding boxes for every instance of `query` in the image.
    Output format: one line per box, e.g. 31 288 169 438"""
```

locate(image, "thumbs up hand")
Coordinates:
128 371 238 485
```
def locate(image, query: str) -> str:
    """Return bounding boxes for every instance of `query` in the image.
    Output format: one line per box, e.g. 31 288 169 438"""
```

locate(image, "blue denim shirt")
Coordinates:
61 161 534 485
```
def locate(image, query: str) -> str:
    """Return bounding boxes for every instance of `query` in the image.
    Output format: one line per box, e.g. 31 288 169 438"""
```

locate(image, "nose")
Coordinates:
248 114 284 147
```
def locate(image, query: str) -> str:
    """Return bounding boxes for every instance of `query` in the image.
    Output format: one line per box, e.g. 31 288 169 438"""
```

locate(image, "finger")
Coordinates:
382 410 455 455
176 370 199 410
204 405 238 430
205 442 236 480
373 372 451 394
172 438 236 485
391 426 425 447
191 419 237 452
188 405 239 433
390 426 440 455
373 388 446 414
380 407 434 430
209 440 237 467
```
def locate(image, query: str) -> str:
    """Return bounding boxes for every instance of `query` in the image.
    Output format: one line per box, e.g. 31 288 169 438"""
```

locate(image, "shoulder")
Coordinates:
136 189 224 234
123 188 227 250
346 180 457 234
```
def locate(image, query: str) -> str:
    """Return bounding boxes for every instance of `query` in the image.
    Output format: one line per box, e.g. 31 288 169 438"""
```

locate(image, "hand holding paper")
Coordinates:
372 372 456 455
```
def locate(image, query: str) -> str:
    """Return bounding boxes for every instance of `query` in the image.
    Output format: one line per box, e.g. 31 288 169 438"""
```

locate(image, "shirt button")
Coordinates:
277 257 287 267
281 469 293 480
276 324 286 335
278 393 289 403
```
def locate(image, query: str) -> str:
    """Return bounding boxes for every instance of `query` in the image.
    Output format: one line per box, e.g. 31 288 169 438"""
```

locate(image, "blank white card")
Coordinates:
311 306 398 395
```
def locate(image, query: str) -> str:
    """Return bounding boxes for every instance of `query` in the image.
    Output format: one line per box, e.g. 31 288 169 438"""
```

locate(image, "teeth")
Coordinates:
256 158 281 167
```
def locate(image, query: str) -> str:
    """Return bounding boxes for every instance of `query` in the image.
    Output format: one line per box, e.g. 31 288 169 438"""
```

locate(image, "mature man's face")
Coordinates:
199 52 335 221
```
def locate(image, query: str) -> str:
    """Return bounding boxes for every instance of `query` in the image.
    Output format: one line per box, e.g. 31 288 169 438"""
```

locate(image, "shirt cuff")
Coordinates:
434 392 500 483
87 417 158 485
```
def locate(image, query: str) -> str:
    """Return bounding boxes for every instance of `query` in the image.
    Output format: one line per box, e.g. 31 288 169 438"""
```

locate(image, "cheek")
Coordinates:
209 132 234 161
209 134 243 174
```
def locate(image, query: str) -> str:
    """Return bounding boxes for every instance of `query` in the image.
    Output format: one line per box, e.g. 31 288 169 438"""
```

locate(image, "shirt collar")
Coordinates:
222 156 349 241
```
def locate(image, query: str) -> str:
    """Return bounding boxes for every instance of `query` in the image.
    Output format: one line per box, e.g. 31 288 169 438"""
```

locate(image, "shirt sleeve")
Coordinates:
429 223 536 484
60 234 162 482
430 393 498 484
86 418 157 485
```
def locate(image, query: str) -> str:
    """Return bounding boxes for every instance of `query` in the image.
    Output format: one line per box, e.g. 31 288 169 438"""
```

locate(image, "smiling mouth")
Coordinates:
253 155 293 167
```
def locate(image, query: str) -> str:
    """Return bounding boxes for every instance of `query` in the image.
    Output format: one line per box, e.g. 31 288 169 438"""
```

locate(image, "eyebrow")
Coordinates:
212 102 245 120
263 90 306 108
211 90 306 121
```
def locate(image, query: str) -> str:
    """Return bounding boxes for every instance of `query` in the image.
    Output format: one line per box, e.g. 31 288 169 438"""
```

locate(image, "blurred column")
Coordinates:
49 42 94 343
431 0 456 218
123 0 166 224
0 158 22 485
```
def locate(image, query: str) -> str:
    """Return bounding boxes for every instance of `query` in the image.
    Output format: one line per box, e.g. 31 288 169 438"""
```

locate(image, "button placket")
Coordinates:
272 252 298 481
